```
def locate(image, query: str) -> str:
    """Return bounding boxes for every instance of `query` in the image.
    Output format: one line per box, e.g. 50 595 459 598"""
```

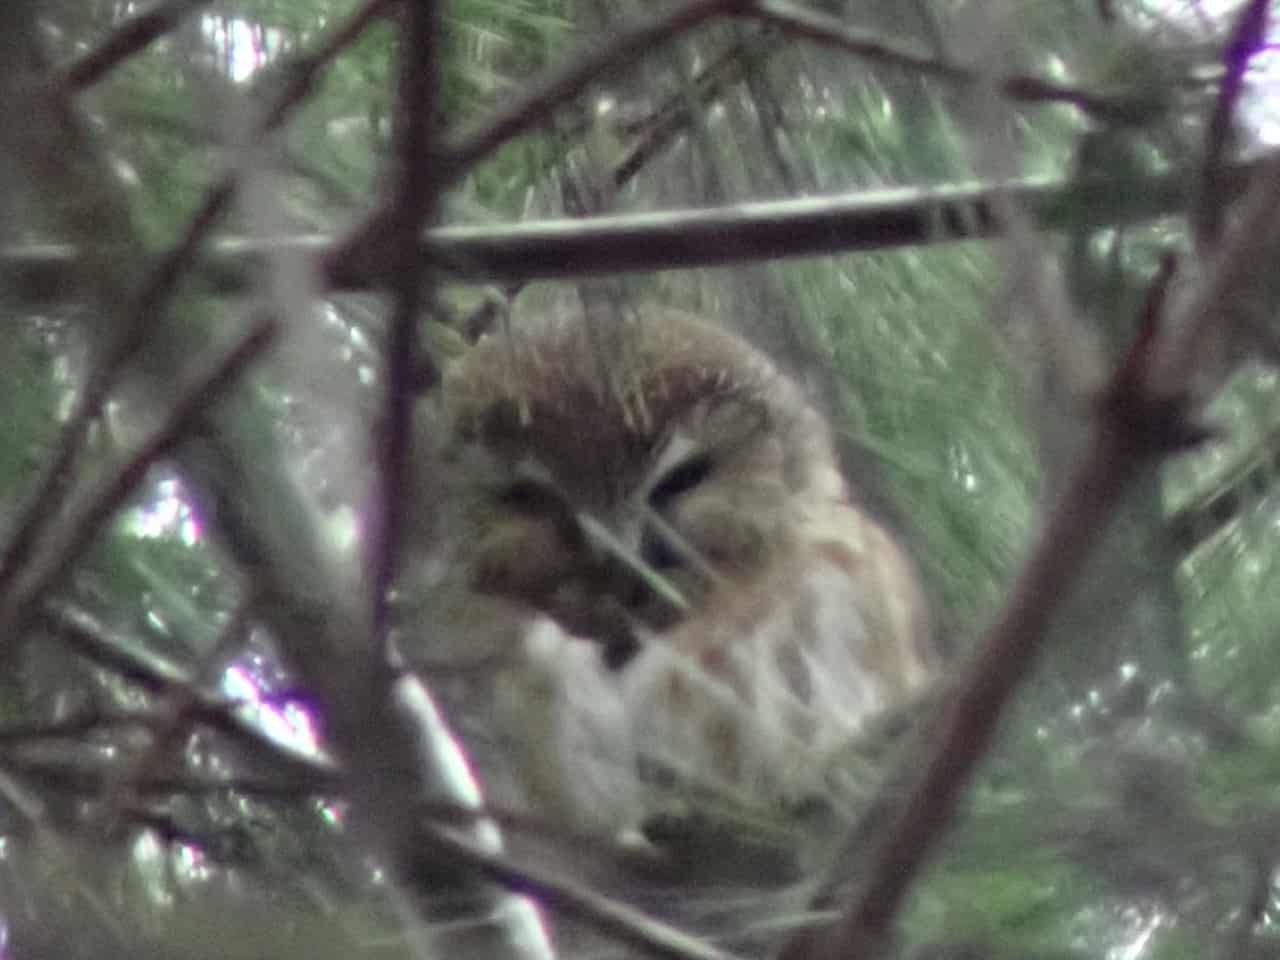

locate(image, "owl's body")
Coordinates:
414 304 932 837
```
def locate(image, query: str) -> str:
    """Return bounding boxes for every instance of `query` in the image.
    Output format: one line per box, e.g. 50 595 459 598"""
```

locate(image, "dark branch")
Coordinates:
417 822 747 960
325 0 747 274
746 0 1149 124
42 599 337 783
62 0 213 90
0 317 276 651
2 757 336 800
369 0 442 642
6 158 1267 301
1195 0 1270 244
445 0 745 176
0 0 394 635
782 156 1280 960
340 158 1257 284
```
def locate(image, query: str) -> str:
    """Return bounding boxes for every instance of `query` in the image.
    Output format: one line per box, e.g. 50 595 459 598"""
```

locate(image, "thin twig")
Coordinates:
418 822 748 960
2 757 336 799
1165 419 1280 554
745 0 1148 125
446 0 745 176
42 599 338 783
362 8 554 960
331 0 1146 276
1152 153 1280 394
1195 0 1270 245
0 712 159 745
0 768 129 945
611 40 752 189
256 0 398 133
43 602 187 694
325 0 747 276
97 593 256 831
61 0 213 90
0 317 276 651
443 38 757 349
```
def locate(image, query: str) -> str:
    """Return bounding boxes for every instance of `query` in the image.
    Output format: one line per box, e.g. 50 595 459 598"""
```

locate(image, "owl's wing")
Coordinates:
621 500 933 805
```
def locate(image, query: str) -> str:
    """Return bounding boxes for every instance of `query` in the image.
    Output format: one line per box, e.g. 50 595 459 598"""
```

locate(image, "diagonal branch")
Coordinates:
331 0 1150 272
326 0 748 275
745 0 1148 124
0 0 394 637
62 0 214 90
418 822 747 960
1194 0 1270 245
444 0 746 178
0 317 276 650
780 154 1280 960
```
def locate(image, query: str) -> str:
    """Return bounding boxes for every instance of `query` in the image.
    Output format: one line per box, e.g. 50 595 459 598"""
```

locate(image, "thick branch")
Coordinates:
780 153 1280 960
0 318 277 648
0 0 393 636
746 0 1148 124
7 159 1264 303
62 0 213 90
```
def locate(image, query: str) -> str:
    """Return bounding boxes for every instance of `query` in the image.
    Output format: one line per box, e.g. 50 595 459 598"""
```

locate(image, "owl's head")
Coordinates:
422 305 850 660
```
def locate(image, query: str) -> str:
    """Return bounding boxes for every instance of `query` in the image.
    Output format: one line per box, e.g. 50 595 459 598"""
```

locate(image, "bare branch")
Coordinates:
1153 154 1280 393
745 0 1147 124
0 317 276 651
1194 0 1269 245
370 0 442 640
445 0 746 177
781 146 1280 960
326 0 747 274
338 158 1259 286
61 0 213 90
418 822 748 960
97 593 256 831
2 756 335 800
0 0 394 633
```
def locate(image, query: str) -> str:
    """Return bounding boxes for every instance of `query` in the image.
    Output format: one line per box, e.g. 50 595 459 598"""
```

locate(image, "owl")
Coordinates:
410 303 933 840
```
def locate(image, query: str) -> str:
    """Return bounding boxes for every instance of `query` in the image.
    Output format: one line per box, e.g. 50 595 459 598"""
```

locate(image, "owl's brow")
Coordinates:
505 458 693 620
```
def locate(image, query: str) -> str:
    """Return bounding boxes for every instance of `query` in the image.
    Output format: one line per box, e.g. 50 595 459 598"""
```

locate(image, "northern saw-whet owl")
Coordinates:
410 303 933 839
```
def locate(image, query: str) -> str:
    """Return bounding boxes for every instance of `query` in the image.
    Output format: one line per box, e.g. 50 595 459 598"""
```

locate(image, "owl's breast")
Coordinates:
620 507 933 800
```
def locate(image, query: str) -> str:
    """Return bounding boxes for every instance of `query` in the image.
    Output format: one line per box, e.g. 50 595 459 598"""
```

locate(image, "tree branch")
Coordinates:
1194 0 1270 245
61 0 213 90
745 0 1149 124
418 822 747 960
0 317 276 650
780 154 1280 960
0 0 393 634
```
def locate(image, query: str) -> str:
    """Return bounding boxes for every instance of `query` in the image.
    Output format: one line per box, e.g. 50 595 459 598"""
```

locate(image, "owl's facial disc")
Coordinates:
471 457 692 666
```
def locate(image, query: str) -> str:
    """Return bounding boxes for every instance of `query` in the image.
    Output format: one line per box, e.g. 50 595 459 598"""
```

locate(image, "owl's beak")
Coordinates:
551 510 694 671
577 513 690 619
499 461 696 668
